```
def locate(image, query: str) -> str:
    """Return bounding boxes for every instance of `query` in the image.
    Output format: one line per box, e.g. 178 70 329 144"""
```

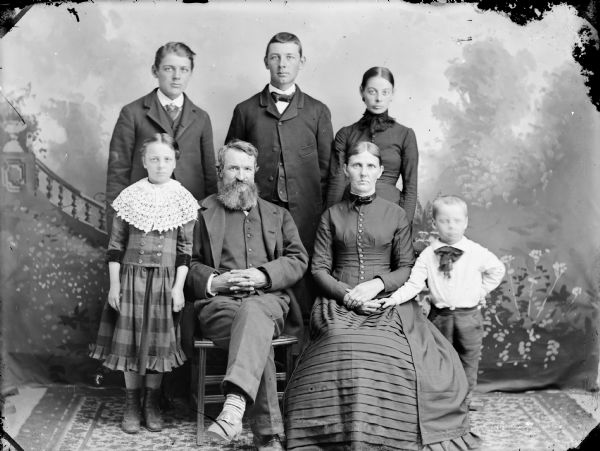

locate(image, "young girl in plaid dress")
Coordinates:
90 133 197 434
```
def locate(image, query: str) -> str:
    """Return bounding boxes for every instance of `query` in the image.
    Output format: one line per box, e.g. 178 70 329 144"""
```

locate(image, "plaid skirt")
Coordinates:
89 265 186 374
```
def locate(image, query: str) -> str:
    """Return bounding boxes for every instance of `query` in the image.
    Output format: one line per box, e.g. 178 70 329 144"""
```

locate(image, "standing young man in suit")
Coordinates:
225 32 333 316
101 41 217 399
106 42 217 229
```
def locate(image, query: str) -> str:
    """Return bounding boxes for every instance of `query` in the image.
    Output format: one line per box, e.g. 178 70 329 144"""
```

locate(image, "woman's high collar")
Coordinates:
357 109 396 136
348 191 376 206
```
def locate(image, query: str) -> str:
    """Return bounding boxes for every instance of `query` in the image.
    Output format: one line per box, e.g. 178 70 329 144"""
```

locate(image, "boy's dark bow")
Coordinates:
271 92 293 103
434 245 464 277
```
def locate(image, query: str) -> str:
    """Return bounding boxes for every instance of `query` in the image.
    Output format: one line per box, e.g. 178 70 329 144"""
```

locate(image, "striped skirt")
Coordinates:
285 298 480 450
285 298 419 450
89 265 186 374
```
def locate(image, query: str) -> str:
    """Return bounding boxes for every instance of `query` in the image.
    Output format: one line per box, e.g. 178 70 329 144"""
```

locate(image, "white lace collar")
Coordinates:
112 178 198 233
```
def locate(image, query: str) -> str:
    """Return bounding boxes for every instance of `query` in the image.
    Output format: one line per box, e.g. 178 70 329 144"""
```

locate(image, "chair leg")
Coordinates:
196 347 207 446
285 344 294 385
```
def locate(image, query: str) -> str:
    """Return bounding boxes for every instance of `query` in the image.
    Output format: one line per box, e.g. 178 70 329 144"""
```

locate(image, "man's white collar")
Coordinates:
157 89 184 108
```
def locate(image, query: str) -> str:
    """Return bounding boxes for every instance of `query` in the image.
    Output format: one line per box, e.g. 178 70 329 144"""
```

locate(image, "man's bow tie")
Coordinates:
434 245 464 278
271 92 293 103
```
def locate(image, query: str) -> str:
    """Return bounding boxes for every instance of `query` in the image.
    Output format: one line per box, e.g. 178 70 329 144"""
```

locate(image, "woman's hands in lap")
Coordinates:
344 278 385 314
354 299 384 315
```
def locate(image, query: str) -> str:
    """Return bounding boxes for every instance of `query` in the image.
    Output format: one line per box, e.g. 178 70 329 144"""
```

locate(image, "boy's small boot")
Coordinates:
121 389 142 434
143 387 164 432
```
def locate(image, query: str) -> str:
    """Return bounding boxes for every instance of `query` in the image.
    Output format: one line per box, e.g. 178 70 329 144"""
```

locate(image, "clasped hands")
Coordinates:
343 278 385 315
211 268 268 295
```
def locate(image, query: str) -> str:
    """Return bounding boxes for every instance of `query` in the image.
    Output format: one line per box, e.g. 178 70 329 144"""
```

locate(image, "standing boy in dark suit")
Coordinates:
106 42 217 230
225 32 333 316
102 41 217 400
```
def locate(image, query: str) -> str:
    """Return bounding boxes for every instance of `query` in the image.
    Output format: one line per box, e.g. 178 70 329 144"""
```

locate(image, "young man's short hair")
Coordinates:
265 32 303 57
153 42 196 70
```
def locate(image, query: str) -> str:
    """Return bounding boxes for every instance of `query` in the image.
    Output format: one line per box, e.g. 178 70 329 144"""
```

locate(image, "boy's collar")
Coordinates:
156 89 184 108
433 236 468 250
269 83 296 96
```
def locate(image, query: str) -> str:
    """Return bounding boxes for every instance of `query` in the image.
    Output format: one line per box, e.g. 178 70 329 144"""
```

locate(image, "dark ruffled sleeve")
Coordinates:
105 216 128 263
377 206 415 293
399 127 419 222
175 219 196 267
326 126 351 209
311 209 350 301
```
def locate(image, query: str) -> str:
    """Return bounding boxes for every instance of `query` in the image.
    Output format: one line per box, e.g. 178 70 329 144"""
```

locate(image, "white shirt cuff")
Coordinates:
206 273 216 297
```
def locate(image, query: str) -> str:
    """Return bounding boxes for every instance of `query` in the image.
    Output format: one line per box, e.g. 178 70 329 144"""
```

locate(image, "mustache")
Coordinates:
217 179 259 211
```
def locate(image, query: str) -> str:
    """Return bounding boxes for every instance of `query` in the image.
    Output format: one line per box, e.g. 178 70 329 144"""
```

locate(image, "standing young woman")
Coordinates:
327 66 418 223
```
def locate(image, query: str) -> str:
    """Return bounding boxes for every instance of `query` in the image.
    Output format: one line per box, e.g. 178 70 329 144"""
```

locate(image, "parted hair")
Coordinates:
153 42 196 70
139 133 180 160
345 141 382 165
432 195 469 218
360 66 395 90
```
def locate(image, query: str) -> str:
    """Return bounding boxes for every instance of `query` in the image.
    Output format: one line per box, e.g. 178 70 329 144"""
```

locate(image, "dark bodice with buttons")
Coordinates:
107 216 194 268
311 197 415 301
330 203 394 286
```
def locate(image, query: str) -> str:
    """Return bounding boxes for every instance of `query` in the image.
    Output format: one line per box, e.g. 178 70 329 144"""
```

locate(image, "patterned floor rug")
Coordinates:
11 386 599 450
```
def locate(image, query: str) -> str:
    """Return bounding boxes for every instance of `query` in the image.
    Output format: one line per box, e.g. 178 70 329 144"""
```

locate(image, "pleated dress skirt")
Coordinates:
285 297 421 450
89 265 186 374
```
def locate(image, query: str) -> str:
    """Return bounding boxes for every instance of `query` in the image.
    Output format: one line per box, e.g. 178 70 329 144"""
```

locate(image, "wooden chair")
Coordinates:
192 335 298 445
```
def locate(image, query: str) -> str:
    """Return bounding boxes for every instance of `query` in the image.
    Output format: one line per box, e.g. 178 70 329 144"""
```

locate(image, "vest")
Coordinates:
155 96 183 136
219 207 269 271
271 102 289 203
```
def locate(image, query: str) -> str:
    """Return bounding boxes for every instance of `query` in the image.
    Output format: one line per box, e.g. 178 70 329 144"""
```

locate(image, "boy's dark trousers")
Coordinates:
428 305 483 397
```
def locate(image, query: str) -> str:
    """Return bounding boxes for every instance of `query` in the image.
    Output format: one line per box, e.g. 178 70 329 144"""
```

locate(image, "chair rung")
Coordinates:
202 392 285 405
203 394 225 404
203 372 287 385
194 334 298 349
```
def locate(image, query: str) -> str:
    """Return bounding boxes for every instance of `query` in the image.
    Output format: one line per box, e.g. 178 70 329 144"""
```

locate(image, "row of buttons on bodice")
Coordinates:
137 234 165 264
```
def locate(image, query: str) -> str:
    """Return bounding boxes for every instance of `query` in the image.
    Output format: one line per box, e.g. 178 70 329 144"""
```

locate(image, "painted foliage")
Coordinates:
1 2 598 390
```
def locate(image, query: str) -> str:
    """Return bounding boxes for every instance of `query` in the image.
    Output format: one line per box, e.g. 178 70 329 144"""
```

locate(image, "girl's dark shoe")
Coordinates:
121 389 142 434
143 387 164 432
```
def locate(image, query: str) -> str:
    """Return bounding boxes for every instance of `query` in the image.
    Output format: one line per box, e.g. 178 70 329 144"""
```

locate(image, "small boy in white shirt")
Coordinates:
383 195 505 408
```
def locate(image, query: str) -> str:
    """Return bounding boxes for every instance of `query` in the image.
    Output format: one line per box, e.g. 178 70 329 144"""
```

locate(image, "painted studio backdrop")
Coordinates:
1 1 599 392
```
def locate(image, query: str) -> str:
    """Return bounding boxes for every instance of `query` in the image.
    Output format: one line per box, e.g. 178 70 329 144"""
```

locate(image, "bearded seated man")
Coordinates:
184 139 308 451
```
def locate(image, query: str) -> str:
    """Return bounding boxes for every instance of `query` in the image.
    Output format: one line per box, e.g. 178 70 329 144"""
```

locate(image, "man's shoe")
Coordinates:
253 434 284 451
121 389 142 434
206 411 243 442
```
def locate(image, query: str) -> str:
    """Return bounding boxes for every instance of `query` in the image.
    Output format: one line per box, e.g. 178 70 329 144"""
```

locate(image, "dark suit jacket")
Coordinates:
225 85 333 254
182 195 309 356
106 89 217 212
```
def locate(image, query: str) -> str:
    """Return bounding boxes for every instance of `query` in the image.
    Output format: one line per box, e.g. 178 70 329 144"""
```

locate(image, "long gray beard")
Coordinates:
217 180 259 211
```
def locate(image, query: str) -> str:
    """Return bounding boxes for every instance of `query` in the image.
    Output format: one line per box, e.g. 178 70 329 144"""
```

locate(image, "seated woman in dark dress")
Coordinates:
285 142 480 450
326 66 418 222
